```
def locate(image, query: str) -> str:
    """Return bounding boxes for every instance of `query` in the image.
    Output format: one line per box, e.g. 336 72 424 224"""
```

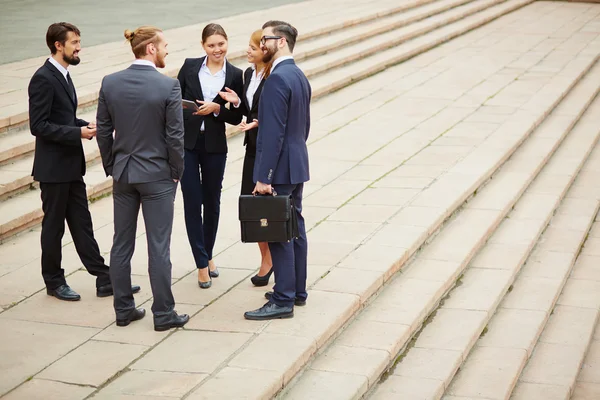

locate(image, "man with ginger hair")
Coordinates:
96 26 188 331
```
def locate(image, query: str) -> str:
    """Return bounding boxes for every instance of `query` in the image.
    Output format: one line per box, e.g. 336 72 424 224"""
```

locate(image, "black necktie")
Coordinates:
66 72 76 103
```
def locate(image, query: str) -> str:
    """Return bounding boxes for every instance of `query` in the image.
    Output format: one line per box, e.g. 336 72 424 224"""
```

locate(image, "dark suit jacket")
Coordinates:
241 66 265 155
96 64 185 183
254 59 311 185
177 57 244 153
28 59 88 183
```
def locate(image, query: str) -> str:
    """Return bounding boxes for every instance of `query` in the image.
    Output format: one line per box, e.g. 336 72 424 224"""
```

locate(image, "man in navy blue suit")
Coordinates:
244 20 311 320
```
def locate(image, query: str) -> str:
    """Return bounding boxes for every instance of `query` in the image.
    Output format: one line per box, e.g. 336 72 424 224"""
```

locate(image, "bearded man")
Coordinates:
244 20 312 321
29 22 140 302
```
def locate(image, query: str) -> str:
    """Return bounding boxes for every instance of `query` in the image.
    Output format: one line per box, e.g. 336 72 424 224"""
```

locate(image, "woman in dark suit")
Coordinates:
220 29 273 286
177 23 244 289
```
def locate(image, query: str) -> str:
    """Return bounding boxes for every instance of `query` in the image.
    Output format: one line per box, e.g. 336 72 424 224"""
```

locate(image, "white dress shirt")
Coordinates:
48 57 69 82
271 55 294 71
132 59 157 69
198 57 227 130
246 65 264 110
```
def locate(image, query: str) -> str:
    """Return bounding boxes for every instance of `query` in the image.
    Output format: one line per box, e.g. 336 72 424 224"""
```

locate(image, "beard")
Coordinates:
262 45 277 63
63 53 80 66
155 53 166 69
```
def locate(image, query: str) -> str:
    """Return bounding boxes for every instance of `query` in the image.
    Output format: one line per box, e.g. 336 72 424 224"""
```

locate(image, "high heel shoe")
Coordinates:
251 269 273 287
209 266 219 278
198 269 212 289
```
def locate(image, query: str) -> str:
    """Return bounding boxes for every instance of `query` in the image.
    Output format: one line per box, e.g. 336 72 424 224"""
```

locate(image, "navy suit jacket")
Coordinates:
254 59 311 185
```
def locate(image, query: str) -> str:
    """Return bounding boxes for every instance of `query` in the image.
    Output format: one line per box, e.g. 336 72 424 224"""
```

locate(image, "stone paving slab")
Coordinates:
1 2 600 399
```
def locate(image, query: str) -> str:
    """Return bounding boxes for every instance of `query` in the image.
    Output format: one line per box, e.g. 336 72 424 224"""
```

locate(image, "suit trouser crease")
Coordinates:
40 181 110 289
111 179 176 320
180 143 227 269
268 183 308 307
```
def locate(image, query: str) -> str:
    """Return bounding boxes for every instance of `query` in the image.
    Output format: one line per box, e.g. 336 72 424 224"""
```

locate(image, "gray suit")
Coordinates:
96 64 184 324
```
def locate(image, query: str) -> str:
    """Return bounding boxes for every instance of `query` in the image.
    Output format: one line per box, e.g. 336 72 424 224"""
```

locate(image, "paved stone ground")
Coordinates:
1 1 600 399
0 0 305 65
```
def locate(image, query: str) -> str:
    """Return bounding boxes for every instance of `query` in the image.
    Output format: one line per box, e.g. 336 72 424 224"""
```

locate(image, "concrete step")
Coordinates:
509 219 600 399
309 0 537 97
298 0 506 78
282 51 600 400
572 319 600 399
0 0 534 242
0 0 444 134
440 113 600 399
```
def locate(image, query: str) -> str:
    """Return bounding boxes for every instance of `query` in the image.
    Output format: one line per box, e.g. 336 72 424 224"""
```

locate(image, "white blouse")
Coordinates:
246 66 264 110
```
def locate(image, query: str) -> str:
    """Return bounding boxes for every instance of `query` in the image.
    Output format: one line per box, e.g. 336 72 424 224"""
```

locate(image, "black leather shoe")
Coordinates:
154 312 190 332
47 285 81 301
97 284 141 298
245 301 294 320
264 291 306 307
116 308 146 327
251 269 273 287
209 266 219 278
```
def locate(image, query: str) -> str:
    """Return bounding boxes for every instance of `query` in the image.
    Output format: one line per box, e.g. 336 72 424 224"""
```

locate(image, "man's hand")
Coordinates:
193 100 220 116
239 119 258 132
218 87 240 106
253 181 273 195
81 125 96 140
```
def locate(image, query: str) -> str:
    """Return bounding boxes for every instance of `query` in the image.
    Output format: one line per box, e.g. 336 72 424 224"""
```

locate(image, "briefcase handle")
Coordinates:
254 190 278 196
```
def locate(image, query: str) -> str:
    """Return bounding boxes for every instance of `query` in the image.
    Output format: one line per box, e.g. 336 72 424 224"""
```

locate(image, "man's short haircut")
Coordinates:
262 20 298 52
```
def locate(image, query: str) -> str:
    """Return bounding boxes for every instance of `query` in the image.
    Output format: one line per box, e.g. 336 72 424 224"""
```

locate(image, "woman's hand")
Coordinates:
218 87 240 105
239 119 258 131
193 100 220 116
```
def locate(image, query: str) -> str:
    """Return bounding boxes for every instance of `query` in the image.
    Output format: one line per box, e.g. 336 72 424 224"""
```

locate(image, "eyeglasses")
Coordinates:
260 35 282 45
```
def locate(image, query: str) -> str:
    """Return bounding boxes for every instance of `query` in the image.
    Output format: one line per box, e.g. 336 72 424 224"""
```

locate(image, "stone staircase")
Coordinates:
0 0 534 242
2 1 600 399
281 23 600 400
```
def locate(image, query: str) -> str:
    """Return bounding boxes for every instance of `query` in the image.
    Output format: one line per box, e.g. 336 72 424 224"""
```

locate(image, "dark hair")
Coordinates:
202 23 228 43
262 20 298 52
124 26 163 58
46 22 81 54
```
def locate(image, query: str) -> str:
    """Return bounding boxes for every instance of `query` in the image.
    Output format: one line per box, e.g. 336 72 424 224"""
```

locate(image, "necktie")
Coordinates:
66 72 76 103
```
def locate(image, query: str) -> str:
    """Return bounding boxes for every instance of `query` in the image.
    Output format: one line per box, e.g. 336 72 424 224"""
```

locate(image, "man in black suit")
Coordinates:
28 22 139 301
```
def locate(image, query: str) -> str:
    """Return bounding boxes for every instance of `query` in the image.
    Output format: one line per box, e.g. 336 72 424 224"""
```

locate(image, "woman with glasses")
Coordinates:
220 30 274 287
177 23 244 289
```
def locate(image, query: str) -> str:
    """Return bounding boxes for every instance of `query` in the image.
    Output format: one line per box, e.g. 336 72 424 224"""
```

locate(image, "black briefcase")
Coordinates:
239 193 299 243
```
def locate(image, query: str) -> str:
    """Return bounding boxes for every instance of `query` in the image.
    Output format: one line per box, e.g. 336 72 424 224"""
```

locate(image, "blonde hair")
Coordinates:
124 26 163 58
250 29 272 79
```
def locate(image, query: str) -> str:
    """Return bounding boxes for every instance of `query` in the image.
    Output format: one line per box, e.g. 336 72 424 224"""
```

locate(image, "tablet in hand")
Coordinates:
182 99 199 111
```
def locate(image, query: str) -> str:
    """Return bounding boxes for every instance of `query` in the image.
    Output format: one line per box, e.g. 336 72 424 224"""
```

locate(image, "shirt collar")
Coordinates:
201 57 227 75
48 57 69 80
272 55 294 71
132 59 157 69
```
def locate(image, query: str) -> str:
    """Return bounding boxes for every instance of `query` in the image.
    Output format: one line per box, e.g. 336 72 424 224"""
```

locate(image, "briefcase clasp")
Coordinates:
260 218 268 227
